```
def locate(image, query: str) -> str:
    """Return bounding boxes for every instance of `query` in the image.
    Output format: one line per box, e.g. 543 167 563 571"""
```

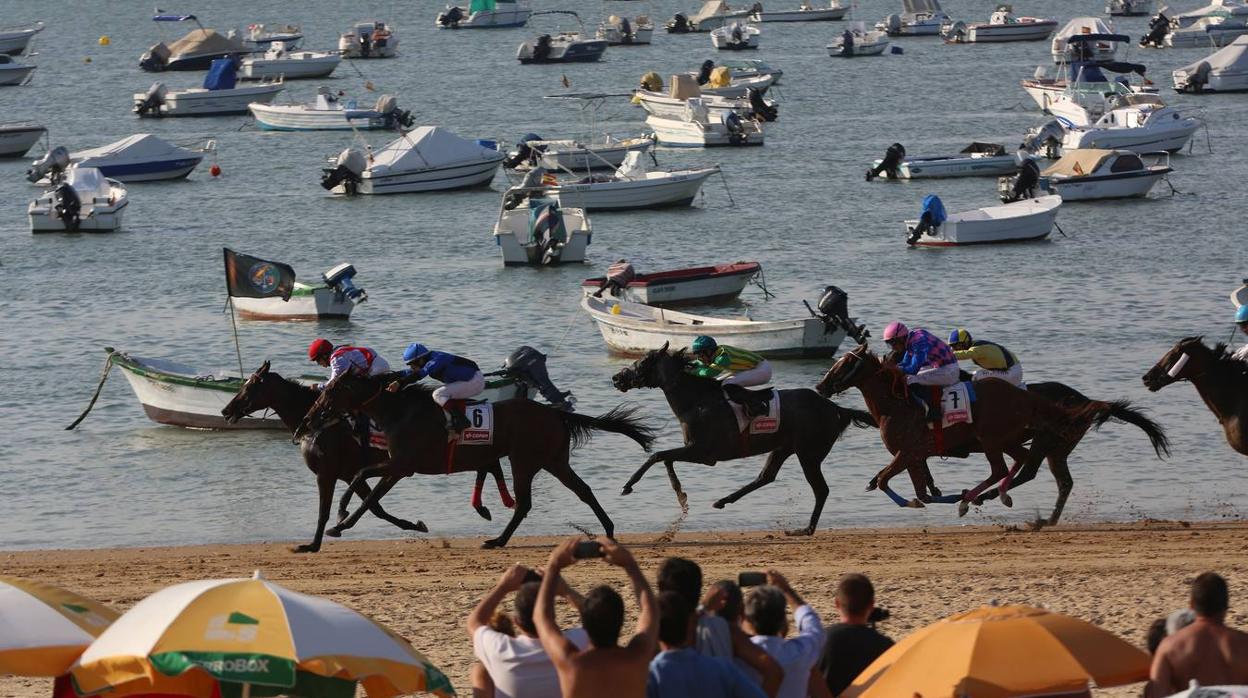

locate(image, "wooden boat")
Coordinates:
581 262 760 306
906 195 1062 246
581 295 850 357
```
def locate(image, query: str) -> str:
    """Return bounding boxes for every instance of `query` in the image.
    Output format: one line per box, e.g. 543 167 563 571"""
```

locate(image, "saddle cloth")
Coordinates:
728 389 781 435
369 427 388 451
450 403 494 446
928 382 974 429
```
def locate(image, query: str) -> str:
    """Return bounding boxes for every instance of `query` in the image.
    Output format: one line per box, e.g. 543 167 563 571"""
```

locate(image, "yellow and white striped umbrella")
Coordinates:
70 572 453 698
0 576 119 677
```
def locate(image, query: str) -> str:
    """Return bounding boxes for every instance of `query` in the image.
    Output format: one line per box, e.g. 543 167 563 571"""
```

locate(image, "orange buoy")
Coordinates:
210 164 221 177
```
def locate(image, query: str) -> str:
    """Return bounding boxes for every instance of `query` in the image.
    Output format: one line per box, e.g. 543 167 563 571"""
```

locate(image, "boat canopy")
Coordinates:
691 1 738 23
469 0 496 11
153 14 196 21
203 57 238 90
1070 59 1146 81
65 167 113 199
1175 0 1248 21
1054 17 1115 40
1177 33 1248 72
1067 33 1131 44
74 134 195 165
902 0 945 15
1042 149 1115 176
920 194 947 226
368 126 500 175
168 28 244 57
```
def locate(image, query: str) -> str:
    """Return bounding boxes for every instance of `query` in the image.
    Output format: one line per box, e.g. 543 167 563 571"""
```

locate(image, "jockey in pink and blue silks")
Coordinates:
882 322 959 417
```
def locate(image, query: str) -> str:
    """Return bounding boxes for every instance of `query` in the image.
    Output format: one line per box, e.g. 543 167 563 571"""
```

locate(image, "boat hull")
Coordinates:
1167 26 1248 48
887 155 1021 178
439 7 533 28
580 263 759 306
1174 69 1248 92
908 196 1061 246
1042 169 1167 200
349 158 502 194
240 57 340 80
28 199 128 232
965 22 1056 42
79 157 203 182
232 287 356 320
645 115 764 147
138 84 284 117
250 103 396 131
598 26 655 44
547 169 718 210
0 124 44 157
161 52 247 72
1062 123 1199 154
635 91 757 118
754 8 848 22
0 65 35 85
0 25 42 55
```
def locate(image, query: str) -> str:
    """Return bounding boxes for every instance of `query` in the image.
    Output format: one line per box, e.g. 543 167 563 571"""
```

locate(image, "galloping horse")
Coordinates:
816 345 1111 513
295 372 656 548
611 343 876 536
1144 337 1248 455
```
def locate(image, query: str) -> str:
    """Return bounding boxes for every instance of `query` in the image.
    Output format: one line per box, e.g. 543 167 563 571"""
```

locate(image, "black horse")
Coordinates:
612 343 876 536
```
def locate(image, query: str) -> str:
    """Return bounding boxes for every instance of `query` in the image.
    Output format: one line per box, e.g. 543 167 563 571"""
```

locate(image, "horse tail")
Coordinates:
560 405 657 452
844 407 877 429
1099 399 1171 458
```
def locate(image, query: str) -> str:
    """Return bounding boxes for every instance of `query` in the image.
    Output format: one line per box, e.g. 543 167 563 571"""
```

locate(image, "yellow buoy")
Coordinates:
98 35 110 46
611 304 622 315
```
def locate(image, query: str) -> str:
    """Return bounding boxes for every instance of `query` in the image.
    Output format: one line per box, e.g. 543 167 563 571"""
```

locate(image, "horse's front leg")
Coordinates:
872 452 925 508
328 465 407 536
293 474 338 553
959 450 1010 517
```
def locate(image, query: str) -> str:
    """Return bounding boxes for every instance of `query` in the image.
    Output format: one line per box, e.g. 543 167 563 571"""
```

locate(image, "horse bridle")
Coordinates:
826 350 865 393
1165 346 1205 382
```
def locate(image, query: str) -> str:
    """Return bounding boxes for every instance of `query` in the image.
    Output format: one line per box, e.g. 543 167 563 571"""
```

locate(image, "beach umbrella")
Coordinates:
69 572 453 698
844 604 1149 698
0 576 119 677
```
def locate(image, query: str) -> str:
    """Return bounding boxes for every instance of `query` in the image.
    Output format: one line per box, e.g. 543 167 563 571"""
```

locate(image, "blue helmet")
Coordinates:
403 342 431 363
1237 305 1248 324
691 335 717 353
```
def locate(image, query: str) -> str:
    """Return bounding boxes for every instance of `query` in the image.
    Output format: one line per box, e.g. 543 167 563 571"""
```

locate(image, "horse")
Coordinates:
294 372 656 548
815 345 1112 513
1144 336 1248 455
610 343 877 537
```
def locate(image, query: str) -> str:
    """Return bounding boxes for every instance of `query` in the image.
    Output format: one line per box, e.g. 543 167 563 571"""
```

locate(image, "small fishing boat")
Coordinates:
231 263 367 320
1108 0 1152 16
27 134 213 183
943 6 1057 43
321 126 505 195
1052 17 1119 63
508 135 655 171
1022 41 1153 113
905 194 1062 247
1035 149 1171 200
877 0 953 36
250 89 413 131
0 22 43 55
829 22 891 56
134 59 284 117
0 54 35 85
1174 35 1248 91
0 122 44 157
580 261 761 306
711 21 761 49
751 1 848 22
668 0 754 32
235 23 303 51
239 43 340 80
529 151 720 210
598 13 655 44
339 20 399 58
437 0 533 28
634 74 777 120
517 12 607 63
646 99 765 147
582 295 852 358
28 168 128 233
494 191 592 265
869 142 1027 179
1166 14 1248 47
140 18 247 72
1057 95 1199 153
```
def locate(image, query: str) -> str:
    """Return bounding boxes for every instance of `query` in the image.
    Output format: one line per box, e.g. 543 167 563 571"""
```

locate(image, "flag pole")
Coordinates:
223 248 245 378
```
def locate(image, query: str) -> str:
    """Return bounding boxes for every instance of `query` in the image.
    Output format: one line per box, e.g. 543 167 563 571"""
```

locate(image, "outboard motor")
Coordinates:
1140 12 1170 48
323 263 368 305
747 88 777 122
52 182 82 232
501 346 576 411
667 13 692 33
134 83 168 117
883 13 902 35
724 111 749 145
696 59 715 85
358 32 372 58
27 146 71 184
439 6 465 27
503 133 543 169
640 71 664 92
533 34 553 61
1189 60 1212 93
999 158 1041 203
139 42 171 72
619 16 633 43
811 286 869 345
374 94 414 129
320 147 368 195
1023 119 1064 160
866 143 906 181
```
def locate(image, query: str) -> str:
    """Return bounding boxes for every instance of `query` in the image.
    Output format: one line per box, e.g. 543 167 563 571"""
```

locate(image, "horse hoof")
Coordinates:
291 544 319 554
784 527 814 537
957 501 970 518
481 539 504 549
712 499 727 510
621 486 634 497
325 528 343 538
907 499 926 509
415 520 429 533
865 481 878 492
475 506 493 521
1001 493 1014 508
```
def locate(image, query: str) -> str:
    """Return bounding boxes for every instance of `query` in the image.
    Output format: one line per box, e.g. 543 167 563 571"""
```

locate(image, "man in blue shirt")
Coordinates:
648 590 767 698
386 342 485 432
745 571 825 698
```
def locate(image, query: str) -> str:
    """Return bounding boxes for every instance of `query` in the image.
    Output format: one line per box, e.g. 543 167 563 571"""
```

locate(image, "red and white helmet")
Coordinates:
307 338 333 360
882 322 909 341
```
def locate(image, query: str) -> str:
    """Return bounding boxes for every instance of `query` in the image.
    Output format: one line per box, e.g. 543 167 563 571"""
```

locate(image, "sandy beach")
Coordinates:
5 521 1247 697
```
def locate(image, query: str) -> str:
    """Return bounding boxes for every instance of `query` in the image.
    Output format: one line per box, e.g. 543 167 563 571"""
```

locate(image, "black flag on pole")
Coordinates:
223 248 296 301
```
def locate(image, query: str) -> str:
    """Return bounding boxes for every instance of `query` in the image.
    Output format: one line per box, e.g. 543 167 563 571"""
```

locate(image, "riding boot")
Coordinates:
909 393 931 418
354 413 371 464
447 404 470 433
926 387 944 425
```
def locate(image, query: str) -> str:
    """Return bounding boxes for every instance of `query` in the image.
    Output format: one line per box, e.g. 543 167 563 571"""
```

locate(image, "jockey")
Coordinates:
307 339 392 390
1234 305 1248 361
948 329 1024 387
689 335 772 415
386 343 485 433
883 322 959 418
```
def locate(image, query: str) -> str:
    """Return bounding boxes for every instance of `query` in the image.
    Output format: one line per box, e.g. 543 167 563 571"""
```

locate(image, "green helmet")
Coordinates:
692 335 717 353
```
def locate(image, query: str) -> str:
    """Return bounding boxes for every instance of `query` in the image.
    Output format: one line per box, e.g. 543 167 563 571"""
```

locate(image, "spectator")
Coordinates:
815 573 894 697
535 538 659 698
659 559 783 697
1145 617 1168 656
466 564 588 698
744 570 825 698
647 590 767 698
1147 572 1248 696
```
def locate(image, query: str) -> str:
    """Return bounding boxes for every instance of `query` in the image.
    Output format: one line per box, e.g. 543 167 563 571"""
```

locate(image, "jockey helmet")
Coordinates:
882 322 909 341
403 342 431 363
949 328 973 346
307 338 333 360
1237 305 1248 324
691 335 717 353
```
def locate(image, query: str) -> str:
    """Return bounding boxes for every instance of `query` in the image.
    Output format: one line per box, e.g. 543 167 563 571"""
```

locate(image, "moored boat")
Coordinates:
1035 149 1171 201
1108 0 1152 16
668 0 754 32
877 0 953 36
339 20 399 58
711 21 761 49
28 168 128 233
508 135 655 171
598 13 655 44
437 0 533 28
527 151 720 210
1174 35 1248 91
134 59 284 117
0 122 45 157
645 99 765 147
239 43 340 80
634 74 777 120
0 54 36 85
140 24 247 72
943 5 1057 43
27 134 213 183
517 12 607 63
829 22 891 56
250 89 413 131
1057 95 1199 153
869 142 1027 179
494 190 592 265
0 22 43 55
581 261 761 306
1052 17 1119 63
752 1 848 22
231 262 367 320
905 194 1062 246
320 126 504 195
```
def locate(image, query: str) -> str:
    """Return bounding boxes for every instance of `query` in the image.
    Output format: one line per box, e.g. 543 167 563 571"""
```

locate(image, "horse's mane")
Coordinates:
659 347 724 389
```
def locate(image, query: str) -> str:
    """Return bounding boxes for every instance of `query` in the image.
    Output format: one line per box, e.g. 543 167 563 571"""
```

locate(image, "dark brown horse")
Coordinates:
610 344 877 536
294 372 656 548
1144 336 1248 455
816 345 1111 513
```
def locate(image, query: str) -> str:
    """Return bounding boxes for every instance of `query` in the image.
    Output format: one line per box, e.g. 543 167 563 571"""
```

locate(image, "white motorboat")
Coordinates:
232 262 367 320
510 135 656 171
1052 17 1119 62
27 134 213 183
668 0 754 32
321 126 505 195
140 25 247 72
870 142 1028 179
437 0 533 28
943 6 1057 43
905 194 1062 247
634 74 776 119
1174 35 1248 91
598 13 655 44
134 59 283 117
581 261 762 306
711 21 761 49
239 43 340 80
0 122 44 157
713 58 783 80
528 151 720 211
752 1 848 22
28 168 128 233
1166 14 1248 47
581 295 851 358
494 193 592 265
1040 63 1161 128
660 67 775 98
1022 43 1154 114
1171 0 1248 28
339 21 399 58
0 22 43 55
877 0 953 36
0 54 35 85
1058 96 1200 153
1036 149 1171 200
234 23 303 51
829 22 891 56
1108 0 1152 15
517 12 608 63
250 89 413 131
646 99 764 147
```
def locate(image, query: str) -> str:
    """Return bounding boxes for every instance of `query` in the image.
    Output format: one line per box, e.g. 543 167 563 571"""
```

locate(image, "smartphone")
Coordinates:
738 571 767 587
573 541 605 559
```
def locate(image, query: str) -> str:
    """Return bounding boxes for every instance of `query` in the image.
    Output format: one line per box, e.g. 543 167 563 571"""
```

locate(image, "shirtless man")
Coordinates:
1147 572 1248 696
535 537 658 698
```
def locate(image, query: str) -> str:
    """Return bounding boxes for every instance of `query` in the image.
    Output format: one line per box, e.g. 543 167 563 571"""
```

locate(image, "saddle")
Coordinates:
723 383 771 418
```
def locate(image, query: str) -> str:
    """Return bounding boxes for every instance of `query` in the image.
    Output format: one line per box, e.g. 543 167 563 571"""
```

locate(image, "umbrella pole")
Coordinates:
242 683 251 698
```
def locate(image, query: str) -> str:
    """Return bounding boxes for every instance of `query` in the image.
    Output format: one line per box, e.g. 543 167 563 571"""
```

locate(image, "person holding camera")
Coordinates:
467 563 588 698
647 591 767 698
814 573 893 697
536 537 659 698
743 570 825 698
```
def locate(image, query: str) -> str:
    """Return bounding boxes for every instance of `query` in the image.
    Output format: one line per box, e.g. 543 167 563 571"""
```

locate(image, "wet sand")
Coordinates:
6 522 1248 697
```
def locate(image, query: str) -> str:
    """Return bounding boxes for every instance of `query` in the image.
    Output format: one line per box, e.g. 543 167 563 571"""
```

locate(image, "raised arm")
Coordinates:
602 539 658 657
467 564 529 636
535 539 583 666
